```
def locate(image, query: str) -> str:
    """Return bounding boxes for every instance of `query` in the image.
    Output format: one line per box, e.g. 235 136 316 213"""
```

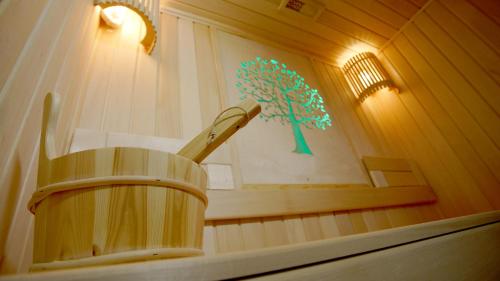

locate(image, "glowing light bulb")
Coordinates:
101 6 127 29
359 71 374 85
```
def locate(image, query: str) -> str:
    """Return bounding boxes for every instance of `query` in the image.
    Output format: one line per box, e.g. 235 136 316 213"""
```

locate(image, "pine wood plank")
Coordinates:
348 210 369 234
317 213 341 238
202 222 216 256
301 214 324 241
156 14 182 138
129 22 158 136
333 211 355 236
317 10 388 46
343 0 408 29
440 0 500 51
414 13 500 115
283 215 307 244
262 217 289 247
102 10 143 133
4 211 498 281
427 1 500 84
164 0 348 61
0 0 49 92
382 43 497 211
323 0 398 37
178 18 203 140
214 220 244 253
376 0 420 19
394 28 500 206
0 0 76 265
205 186 436 220
379 48 489 216
240 218 266 250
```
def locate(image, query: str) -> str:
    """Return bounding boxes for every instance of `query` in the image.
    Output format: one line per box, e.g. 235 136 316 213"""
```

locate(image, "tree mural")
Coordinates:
236 57 332 155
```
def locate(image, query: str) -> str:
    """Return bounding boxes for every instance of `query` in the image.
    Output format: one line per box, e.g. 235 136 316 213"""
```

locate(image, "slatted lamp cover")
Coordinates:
342 52 397 101
95 0 158 54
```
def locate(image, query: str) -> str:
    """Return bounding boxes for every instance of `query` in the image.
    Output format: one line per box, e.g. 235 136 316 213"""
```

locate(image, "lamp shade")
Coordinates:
342 52 395 101
95 0 158 54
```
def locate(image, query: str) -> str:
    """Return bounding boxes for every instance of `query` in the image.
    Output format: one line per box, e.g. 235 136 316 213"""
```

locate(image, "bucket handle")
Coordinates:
38 92 61 186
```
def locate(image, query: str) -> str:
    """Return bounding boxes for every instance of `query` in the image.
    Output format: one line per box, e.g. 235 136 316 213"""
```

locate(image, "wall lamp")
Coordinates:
95 0 158 54
342 52 398 102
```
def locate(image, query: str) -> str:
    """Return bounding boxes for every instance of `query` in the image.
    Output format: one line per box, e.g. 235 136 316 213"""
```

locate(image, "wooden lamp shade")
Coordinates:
95 0 159 54
342 52 396 101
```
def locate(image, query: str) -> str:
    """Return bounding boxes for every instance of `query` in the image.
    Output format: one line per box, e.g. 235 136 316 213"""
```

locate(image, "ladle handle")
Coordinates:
177 98 261 163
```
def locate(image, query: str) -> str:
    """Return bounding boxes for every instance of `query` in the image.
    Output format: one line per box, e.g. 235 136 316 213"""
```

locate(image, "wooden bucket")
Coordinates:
29 93 260 271
28 94 207 271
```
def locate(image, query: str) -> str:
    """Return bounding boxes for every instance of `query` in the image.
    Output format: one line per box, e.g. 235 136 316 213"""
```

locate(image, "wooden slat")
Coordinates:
382 171 420 187
426 1 500 84
440 0 500 51
376 0 420 19
362 156 412 172
205 186 436 220
240 218 266 250
301 214 323 241
382 43 496 212
413 13 500 115
214 220 244 253
156 14 181 138
316 10 388 46
4 211 498 281
0 0 49 92
347 210 369 234
202 222 216 256
342 0 408 29
323 0 398 37
402 21 500 150
177 18 203 140
262 217 289 247
283 215 306 244
163 0 350 63
317 213 341 238
101 8 143 134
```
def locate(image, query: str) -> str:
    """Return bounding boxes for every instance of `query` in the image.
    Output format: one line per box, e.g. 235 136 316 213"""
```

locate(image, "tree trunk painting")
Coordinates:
236 57 332 155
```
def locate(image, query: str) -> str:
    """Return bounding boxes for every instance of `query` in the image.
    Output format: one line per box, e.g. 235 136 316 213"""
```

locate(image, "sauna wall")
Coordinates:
3 0 493 274
0 0 100 274
73 11 441 258
334 0 499 218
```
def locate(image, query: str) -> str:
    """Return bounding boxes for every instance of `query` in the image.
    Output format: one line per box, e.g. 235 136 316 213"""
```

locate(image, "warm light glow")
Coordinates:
359 71 375 86
94 0 158 54
342 52 397 102
336 43 377 66
101 6 127 29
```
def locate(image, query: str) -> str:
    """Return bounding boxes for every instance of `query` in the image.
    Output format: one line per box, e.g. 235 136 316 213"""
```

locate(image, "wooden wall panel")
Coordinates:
0 0 100 274
6 0 497 273
323 0 500 222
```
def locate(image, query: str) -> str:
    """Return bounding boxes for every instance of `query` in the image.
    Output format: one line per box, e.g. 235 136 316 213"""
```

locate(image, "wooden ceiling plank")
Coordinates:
317 10 388 46
376 0 420 19
226 0 370 45
323 0 397 38
163 0 347 64
407 0 428 8
226 0 382 48
466 0 500 25
343 0 408 28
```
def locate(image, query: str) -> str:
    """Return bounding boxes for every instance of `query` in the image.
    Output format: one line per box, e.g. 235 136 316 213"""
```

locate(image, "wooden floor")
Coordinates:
1 211 498 281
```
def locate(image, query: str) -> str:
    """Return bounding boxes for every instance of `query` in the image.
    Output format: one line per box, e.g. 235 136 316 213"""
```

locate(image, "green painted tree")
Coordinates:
236 57 332 155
